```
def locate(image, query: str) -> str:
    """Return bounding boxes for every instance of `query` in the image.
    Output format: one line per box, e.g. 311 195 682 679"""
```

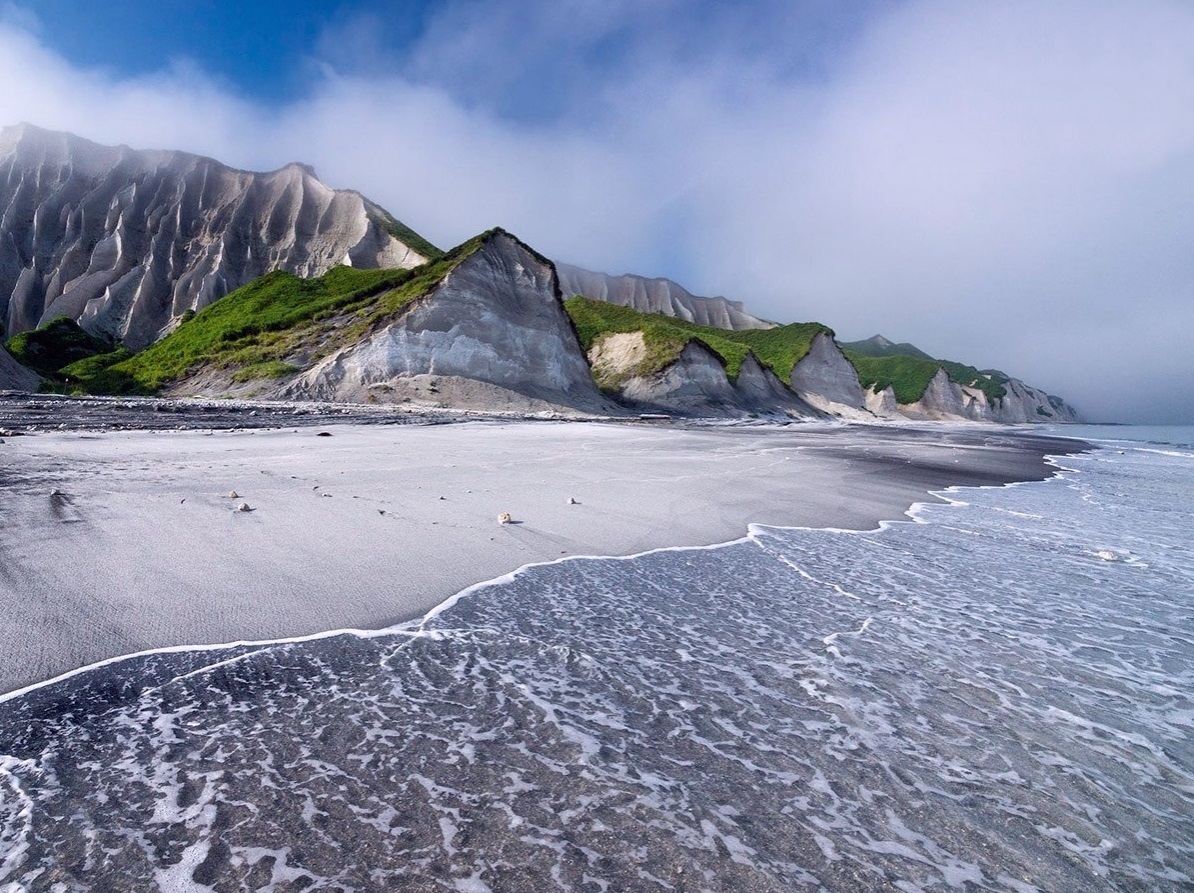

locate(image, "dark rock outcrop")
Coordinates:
0 344 37 391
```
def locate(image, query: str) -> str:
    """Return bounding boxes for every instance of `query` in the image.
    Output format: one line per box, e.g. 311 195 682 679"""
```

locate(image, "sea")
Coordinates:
0 425 1191 892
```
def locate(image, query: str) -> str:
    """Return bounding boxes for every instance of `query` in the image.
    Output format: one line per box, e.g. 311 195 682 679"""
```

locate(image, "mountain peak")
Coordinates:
842 335 934 361
0 123 439 347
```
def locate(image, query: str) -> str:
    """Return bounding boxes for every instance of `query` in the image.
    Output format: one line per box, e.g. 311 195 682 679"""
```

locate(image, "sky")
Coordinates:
1 0 1192 423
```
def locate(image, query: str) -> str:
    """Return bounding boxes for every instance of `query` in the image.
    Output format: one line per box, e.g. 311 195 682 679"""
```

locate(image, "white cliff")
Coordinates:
0 124 433 349
899 368 1080 423
590 334 820 418
557 263 774 331
789 333 871 419
616 341 744 415
284 232 612 414
865 385 902 419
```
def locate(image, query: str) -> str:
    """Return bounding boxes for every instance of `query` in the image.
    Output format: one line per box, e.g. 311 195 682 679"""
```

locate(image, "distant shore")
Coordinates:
0 403 1088 694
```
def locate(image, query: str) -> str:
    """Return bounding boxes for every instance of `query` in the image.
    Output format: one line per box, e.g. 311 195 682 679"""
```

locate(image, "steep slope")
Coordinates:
0 344 37 391
74 230 612 414
0 124 438 350
558 263 774 331
284 232 610 413
565 297 825 417
846 350 1079 423
787 333 869 418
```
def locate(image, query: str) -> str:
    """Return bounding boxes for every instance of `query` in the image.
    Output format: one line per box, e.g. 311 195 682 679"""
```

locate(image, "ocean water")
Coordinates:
0 429 1191 892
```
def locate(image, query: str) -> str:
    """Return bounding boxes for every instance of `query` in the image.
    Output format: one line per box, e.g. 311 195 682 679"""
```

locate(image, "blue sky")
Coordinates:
22 1 434 101
2 0 1193 421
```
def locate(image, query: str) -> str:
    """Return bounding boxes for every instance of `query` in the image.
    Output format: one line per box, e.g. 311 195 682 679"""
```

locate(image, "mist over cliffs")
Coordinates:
0 126 1079 423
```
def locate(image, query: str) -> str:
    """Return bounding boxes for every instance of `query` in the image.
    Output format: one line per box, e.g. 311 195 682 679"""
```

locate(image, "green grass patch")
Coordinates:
846 352 1008 405
564 297 831 388
230 361 300 383
76 230 503 395
6 317 112 376
371 209 444 261
841 335 934 360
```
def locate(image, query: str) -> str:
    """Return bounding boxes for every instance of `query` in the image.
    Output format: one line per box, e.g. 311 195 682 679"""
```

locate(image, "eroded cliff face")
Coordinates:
0 124 431 349
557 264 774 331
284 233 612 414
865 385 901 419
789 333 869 418
616 341 742 415
590 337 820 418
736 354 823 417
0 345 37 392
898 367 1080 423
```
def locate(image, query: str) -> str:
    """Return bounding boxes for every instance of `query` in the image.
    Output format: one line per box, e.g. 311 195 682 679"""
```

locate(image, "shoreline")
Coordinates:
0 418 1089 695
0 449 1082 714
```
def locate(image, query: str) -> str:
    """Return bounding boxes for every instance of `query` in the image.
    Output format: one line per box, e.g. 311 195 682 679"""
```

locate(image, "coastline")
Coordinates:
0 416 1088 695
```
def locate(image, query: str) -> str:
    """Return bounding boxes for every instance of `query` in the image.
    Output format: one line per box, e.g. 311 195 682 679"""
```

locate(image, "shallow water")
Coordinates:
0 433 1191 892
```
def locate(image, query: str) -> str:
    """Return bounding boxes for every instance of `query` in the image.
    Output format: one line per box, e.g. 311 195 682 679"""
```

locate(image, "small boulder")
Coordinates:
235 502 254 513
566 497 578 505
228 490 239 499
497 512 512 525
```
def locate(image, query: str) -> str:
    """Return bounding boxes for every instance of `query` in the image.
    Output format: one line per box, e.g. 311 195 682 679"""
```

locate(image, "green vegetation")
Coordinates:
841 335 934 361
371 210 444 261
69 230 501 395
845 352 1007 405
6 317 112 377
564 297 830 389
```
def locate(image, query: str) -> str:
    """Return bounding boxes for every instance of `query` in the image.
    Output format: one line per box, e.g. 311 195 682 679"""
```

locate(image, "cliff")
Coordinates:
0 124 436 350
283 232 610 414
788 333 870 419
588 332 818 417
894 368 1079 423
557 263 774 331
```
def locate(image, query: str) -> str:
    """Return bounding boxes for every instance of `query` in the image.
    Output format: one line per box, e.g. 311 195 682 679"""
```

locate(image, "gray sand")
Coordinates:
0 420 1083 694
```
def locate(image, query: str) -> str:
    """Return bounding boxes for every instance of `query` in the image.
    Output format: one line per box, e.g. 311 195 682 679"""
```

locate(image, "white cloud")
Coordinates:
1 0 1192 421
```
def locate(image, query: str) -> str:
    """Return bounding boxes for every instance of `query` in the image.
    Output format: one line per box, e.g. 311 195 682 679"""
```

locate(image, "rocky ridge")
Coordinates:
0 124 434 349
0 126 1080 422
280 232 611 414
557 263 773 331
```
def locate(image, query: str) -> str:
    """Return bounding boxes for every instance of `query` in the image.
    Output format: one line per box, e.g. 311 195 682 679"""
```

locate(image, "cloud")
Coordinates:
1 0 1192 421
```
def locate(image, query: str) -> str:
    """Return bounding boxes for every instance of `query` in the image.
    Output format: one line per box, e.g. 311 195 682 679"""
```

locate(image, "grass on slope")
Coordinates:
564 297 830 388
846 352 1007 405
371 209 445 261
6 317 111 377
67 232 496 395
841 335 934 361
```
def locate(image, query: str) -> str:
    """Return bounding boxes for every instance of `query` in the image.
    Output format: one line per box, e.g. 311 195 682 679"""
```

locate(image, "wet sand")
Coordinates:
0 413 1086 694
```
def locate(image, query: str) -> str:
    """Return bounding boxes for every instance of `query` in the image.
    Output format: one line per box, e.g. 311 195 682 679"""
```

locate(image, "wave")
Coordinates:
1 446 1191 892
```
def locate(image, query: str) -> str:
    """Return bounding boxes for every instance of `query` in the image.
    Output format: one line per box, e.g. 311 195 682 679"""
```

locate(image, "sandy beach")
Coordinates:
0 412 1084 694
